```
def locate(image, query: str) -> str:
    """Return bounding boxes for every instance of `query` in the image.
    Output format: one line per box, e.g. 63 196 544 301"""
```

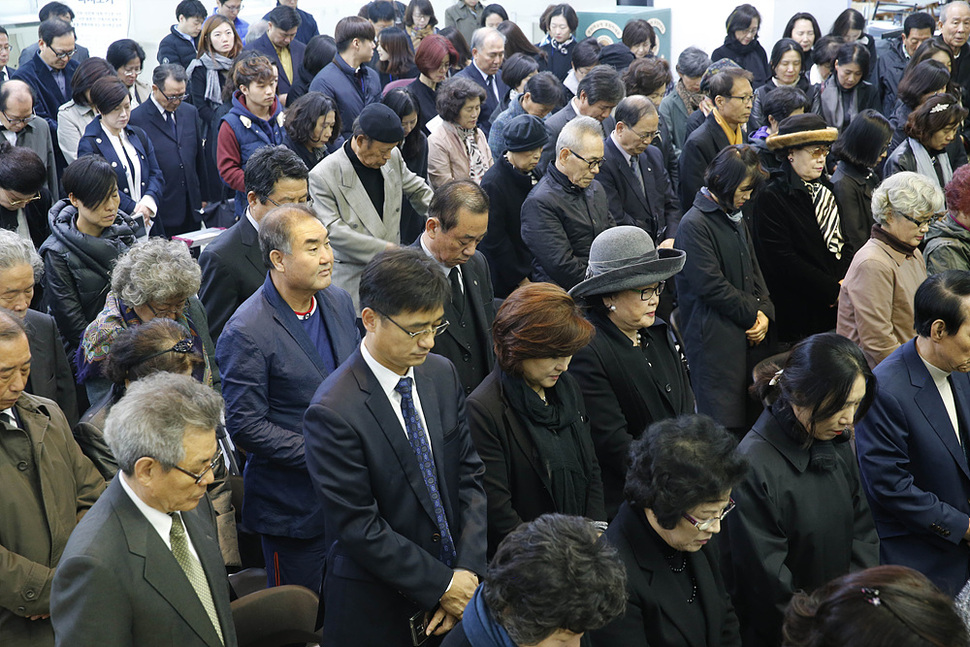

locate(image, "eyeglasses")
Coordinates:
569 149 604 170
632 281 665 301
146 300 188 318
50 46 77 60
160 91 190 102
728 94 755 105
376 309 450 339
0 45 11 53
223 3 243 14
624 123 659 141
683 498 736 532
134 338 195 365
801 145 830 159
897 211 945 229
738 26 759 37
266 194 314 207
121 67 142 77
2 110 34 126
166 453 223 485
1 189 41 208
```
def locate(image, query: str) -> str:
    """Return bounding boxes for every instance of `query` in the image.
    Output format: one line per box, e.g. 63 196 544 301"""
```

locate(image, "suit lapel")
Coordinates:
150 106 178 143
337 150 387 239
608 138 648 207
272 306 330 378
239 217 265 276
907 345 970 480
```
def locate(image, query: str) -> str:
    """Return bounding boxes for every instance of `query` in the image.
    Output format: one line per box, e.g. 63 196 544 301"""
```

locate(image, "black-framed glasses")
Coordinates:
2 110 34 126
134 338 195 365
897 211 944 229
161 91 190 102
728 94 755 105
569 149 604 170
683 498 735 532
51 46 77 60
1 189 41 208
267 194 314 207
146 299 188 318
632 281 666 301
624 122 659 141
376 308 449 339
166 453 223 485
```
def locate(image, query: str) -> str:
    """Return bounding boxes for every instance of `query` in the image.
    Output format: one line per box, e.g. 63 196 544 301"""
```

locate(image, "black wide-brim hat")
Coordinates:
569 226 686 299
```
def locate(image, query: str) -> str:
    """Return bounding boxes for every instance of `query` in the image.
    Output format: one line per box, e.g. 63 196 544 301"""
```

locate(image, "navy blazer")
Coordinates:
856 338 970 596
303 350 488 645
249 33 306 99
12 52 78 137
598 136 682 242
198 215 266 341
76 118 166 230
129 100 209 232
456 64 509 138
216 273 359 539
310 55 382 141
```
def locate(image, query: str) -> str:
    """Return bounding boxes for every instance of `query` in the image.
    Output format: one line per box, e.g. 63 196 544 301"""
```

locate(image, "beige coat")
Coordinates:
0 392 105 647
837 237 927 368
427 120 493 189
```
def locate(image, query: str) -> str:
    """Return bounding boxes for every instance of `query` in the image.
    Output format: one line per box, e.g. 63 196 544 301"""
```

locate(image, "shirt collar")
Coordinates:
245 208 259 233
174 25 195 42
918 348 953 381
119 470 178 541
418 234 455 279
150 93 170 118
360 337 415 397
472 60 490 82
610 131 634 164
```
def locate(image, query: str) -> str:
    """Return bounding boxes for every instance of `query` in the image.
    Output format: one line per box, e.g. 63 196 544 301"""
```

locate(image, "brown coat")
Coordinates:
427 120 493 189
837 237 927 368
0 392 105 647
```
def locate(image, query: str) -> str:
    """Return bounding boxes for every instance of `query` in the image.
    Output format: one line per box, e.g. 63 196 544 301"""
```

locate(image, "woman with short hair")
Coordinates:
888 59 952 151
0 142 52 253
711 4 771 88
813 42 880 131
924 165 970 274
750 38 814 130
467 282 604 556
622 19 656 59
282 91 339 171
408 33 460 135
428 75 493 188
106 38 150 107
488 70 560 159
538 4 578 81
404 0 438 51
659 46 712 151
884 93 968 190
722 332 880 646
58 57 117 164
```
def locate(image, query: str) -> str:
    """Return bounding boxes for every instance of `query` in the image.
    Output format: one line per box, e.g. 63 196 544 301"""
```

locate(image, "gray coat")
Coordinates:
14 119 58 198
925 214 970 275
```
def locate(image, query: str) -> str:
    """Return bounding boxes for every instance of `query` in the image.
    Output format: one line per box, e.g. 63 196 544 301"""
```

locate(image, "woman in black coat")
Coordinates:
720 333 880 647
752 114 848 343
281 92 338 172
711 5 771 88
383 88 429 244
467 283 605 557
813 42 879 131
884 93 968 191
674 145 774 434
568 226 694 519
590 415 747 647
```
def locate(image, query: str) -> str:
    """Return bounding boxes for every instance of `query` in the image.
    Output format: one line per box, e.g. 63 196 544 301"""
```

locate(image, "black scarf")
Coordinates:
771 400 844 472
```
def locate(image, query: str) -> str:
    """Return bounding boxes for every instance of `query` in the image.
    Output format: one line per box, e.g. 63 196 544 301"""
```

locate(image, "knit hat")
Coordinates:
357 103 405 143
597 42 635 72
766 113 838 151
504 114 548 152
569 226 686 298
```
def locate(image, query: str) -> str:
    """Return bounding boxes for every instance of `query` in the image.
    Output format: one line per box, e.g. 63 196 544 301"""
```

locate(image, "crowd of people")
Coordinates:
8 0 970 646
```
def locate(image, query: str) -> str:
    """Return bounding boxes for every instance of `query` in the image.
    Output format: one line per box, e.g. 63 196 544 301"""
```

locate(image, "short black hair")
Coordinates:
571 38 601 69
704 144 768 206
365 0 395 24
39 2 74 21
523 71 563 107
835 41 870 79
915 270 970 338
429 179 489 231
359 248 449 316
88 77 129 115
500 53 539 93
106 39 146 71
381 87 422 162
62 155 118 208
176 0 207 21
622 18 655 49
284 91 340 147
762 85 809 124
405 0 437 29
577 64 625 105
0 142 47 195
812 35 844 67
480 4 508 27
70 57 116 106
548 3 578 32
38 18 74 47
335 16 376 52
152 63 189 88
244 145 309 202
0 26 7 38
897 60 950 109
302 35 337 78
615 95 657 128
831 109 891 168
726 4 761 36
266 5 301 31
769 37 802 69
625 414 748 529
903 11 936 36
707 67 753 101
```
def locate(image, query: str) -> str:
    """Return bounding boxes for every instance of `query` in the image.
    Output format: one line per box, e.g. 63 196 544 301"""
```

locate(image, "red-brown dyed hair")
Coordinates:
414 33 459 76
198 15 243 59
946 164 970 217
492 282 594 374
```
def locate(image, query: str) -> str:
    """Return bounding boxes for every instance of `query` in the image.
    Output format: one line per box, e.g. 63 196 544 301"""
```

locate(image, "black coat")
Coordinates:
674 191 774 429
751 167 850 342
537 101 615 174
24 308 78 427
712 38 771 88
655 116 681 197
811 78 880 131
198 215 266 341
679 112 731 211
249 33 306 99
466 369 605 556
720 405 880 647
937 35 970 124
0 189 51 253
408 77 438 136
877 39 908 116
479 155 536 297
520 165 614 289
281 132 326 172
570 311 694 518
831 161 879 255
590 503 742 647
157 27 198 68
750 77 816 129
884 137 968 186
399 132 430 245
598 136 681 242
38 200 137 357
190 64 230 201
538 40 575 81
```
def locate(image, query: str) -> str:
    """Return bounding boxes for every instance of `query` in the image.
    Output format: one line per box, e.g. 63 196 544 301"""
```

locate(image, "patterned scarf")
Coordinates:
407 24 434 51
805 179 844 259
186 52 234 105
457 124 489 183
675 78 703 115
550 36 574 55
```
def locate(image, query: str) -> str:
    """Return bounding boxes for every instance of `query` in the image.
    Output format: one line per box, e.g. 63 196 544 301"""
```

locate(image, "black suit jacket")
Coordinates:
303 350 488 645
678 112 731 210
250 34 306 99
590 503 742 647
51 478 237 647
456 64 508 138
24 309 78 427
598 137 682 242
198 216 266 340
129 100 209 232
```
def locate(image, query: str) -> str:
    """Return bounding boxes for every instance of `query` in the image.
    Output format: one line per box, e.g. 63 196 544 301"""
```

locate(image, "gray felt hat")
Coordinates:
569 226 686 299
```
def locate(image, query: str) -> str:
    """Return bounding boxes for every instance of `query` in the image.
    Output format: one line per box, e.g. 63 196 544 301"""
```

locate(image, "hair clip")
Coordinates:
769 369 784 386
861 587 882 606
930 103 951 114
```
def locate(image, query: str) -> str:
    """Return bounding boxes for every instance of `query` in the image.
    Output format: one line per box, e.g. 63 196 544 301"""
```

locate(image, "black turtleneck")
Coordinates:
345 139 385 217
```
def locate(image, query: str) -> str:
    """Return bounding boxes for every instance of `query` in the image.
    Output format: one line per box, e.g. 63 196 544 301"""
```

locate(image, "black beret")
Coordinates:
357 103 405 143
505 114 548 152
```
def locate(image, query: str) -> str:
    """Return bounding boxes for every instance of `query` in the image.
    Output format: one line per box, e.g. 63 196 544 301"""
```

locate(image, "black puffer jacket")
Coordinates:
39 200 137 356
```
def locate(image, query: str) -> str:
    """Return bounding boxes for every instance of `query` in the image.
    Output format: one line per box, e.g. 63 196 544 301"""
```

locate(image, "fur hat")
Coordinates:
766 113 838 151
569 226 686 299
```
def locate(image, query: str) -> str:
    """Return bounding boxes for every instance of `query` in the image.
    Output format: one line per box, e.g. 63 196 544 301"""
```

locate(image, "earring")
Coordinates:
788 156 794 163
609 304 617 311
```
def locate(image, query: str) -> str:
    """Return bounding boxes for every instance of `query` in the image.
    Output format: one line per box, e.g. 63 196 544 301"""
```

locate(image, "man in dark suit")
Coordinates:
416 180 495 395
17 2 90 68
678 67 753 209
51 372 235 647
129 64 209 237
249 5 306 105
456 27 507 137
157 0 207 68
199 145 310 340
857 271 970 596
537 64 624 174
264 0 319 45
599 96 681 246
304 248 487 645
217 205 359 592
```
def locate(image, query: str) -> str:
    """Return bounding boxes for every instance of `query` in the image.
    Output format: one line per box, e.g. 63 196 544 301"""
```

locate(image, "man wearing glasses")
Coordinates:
130 64 209 237
0 81 57 199
304 248 487 645
521 116 616 290
0 308 104 647
52 372 237 646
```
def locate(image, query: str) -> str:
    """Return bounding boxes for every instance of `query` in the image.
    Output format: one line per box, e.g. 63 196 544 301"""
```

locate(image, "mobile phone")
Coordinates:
409 609 431 646
130 213 148 239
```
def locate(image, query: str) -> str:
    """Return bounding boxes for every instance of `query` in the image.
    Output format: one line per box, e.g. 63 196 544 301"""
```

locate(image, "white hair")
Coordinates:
470 26 505 51
0 228 42 280
556 115 603 157
871 171 945 225
941 1 970 23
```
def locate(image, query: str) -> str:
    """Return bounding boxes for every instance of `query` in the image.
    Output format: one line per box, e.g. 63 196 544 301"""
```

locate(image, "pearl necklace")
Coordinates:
664 550 698 604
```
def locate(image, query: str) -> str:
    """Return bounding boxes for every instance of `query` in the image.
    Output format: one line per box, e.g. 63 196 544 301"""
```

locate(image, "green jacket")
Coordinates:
924 215 970 275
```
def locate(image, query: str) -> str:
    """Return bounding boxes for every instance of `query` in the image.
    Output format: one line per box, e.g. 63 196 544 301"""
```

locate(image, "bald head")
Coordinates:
0 81 35 133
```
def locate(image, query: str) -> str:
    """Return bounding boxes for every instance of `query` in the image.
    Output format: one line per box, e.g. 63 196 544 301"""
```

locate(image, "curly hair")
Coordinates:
871 171 945 226
435 75 486 123
624 415 748 529
110 238 201 307
483 514 627 644
284 91 340 147
102 318 204 386
623 56 672 98
946 164 970 219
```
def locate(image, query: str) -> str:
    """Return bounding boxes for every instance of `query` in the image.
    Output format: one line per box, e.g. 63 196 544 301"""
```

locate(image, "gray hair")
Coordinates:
0 228 42 281
556 116 603 157
940 1 970 23
258 203 319 269
871 171 945 225
152 63 188 88
104 371 224 475
0 307 26 342
470 26 505 51
110 238 201 307
676 46 712 78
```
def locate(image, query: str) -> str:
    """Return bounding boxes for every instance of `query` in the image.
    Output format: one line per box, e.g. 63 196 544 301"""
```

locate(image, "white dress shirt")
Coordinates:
919 354 961 445
119 471 201 561
360 338 433 452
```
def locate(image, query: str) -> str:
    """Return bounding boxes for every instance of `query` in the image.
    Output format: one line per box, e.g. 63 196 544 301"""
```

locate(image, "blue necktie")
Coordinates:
167 111 177 139
394 376 457 567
